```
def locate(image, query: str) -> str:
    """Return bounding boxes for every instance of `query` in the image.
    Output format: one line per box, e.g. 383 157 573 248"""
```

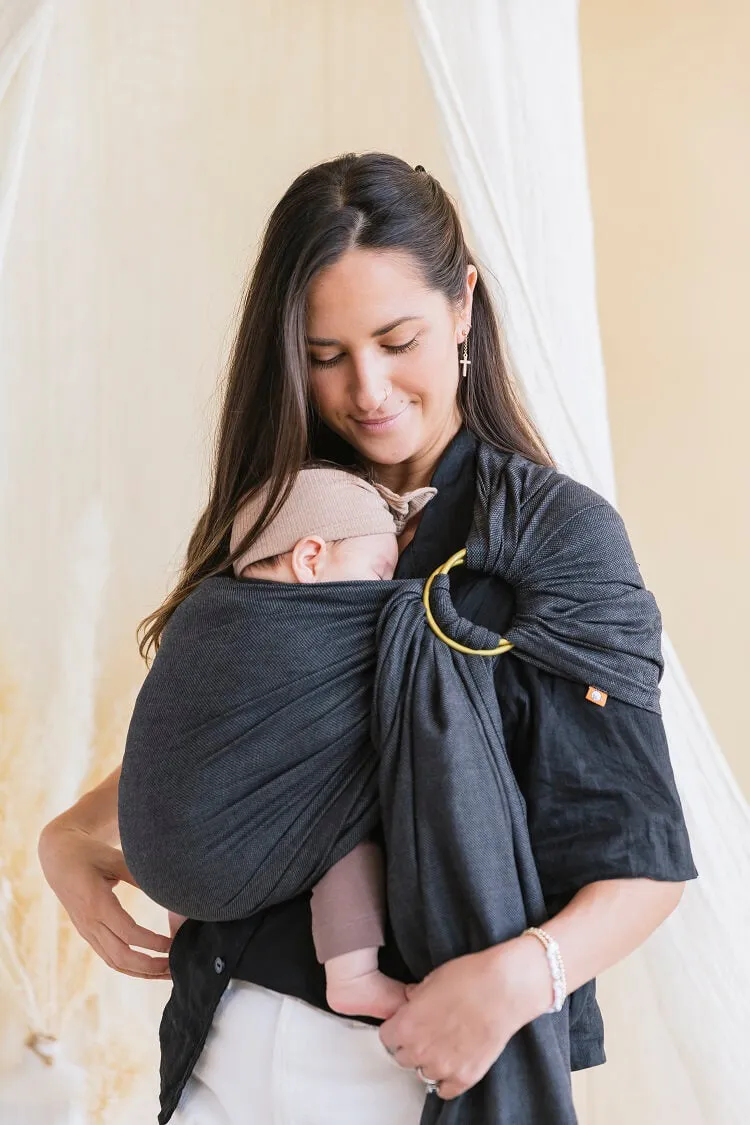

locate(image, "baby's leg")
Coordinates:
311 841 406 1020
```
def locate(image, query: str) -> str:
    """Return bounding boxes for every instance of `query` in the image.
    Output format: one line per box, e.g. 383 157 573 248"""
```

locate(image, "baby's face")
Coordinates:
324 532 399 582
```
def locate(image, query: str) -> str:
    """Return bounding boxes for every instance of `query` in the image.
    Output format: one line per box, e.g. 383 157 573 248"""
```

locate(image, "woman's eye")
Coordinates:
310 353 343 369
383 336 419 356
309 336 419 369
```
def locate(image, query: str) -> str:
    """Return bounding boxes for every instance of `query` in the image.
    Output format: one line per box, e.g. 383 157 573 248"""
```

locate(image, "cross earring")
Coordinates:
460 328 471 378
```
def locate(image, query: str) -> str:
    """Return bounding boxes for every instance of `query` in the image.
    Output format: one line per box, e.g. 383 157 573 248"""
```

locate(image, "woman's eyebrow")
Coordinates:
306 316 422 347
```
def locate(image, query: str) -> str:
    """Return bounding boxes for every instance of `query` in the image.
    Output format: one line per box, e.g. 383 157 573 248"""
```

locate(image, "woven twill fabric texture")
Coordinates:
119 440 664 1124
465 444 663 712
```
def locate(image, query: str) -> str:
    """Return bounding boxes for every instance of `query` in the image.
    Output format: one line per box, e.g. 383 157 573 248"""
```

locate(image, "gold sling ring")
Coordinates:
422 548 514 657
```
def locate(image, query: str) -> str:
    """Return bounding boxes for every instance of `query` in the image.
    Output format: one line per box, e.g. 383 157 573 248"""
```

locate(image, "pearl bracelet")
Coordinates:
522 926 567 1013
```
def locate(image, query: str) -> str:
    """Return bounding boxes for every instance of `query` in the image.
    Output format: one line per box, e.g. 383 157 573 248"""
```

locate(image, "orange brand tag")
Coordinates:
586 686 608 707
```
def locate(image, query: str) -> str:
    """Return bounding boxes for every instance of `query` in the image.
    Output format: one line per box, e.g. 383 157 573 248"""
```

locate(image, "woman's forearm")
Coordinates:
496 878 686 1030
44 766 122 846
380 877 687 1100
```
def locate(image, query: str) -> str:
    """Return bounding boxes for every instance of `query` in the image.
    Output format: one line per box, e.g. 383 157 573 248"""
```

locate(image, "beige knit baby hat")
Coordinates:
230 465 437 576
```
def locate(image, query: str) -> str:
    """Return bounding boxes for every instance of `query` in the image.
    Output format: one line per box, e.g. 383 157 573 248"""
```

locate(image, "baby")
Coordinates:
224 464 435 1020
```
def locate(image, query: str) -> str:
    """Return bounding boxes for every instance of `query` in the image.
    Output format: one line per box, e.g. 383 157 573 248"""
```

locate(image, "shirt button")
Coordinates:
213 956 225 975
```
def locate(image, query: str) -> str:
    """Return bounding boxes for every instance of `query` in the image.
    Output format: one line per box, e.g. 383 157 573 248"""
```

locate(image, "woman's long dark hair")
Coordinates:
138 152 553 659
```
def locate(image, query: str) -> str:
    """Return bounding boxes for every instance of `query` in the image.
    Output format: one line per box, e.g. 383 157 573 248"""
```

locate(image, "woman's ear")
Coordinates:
464 264 478 318
456 264 478 343
466 263 478 296
290 536 328 584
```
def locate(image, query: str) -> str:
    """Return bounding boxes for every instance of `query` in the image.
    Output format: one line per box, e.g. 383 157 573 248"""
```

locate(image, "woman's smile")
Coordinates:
352 404 410 434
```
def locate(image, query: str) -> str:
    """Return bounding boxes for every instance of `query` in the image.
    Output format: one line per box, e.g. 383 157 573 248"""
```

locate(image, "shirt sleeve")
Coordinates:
493 653 698 904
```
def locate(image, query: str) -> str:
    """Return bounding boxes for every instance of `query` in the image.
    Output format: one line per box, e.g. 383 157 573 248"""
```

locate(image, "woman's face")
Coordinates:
306 248 476 474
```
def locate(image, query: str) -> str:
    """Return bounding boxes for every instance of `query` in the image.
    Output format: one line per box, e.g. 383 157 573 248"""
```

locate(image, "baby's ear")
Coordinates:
290 536 327 584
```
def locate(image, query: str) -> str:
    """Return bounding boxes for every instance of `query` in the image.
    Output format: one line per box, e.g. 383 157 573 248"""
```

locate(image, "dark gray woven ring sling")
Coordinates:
119 442 663 1125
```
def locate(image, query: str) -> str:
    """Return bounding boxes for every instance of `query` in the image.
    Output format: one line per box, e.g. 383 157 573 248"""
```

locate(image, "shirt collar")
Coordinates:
395 426 478 580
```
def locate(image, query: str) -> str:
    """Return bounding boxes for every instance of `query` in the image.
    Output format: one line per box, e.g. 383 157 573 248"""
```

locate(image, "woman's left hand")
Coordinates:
378 938 550 1101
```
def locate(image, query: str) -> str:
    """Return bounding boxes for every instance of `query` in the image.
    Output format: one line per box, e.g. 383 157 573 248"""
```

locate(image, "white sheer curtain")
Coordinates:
0 4 167 1122
406 2 749 1122
0 6 85 1122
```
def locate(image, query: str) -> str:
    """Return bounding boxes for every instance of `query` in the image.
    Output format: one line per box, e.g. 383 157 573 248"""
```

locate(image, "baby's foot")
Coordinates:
327 969 407 1020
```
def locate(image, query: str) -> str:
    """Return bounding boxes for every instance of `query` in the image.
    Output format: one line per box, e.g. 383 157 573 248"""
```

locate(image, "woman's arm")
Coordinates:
47 766 122 841
380 876 685 1100
38 766 172 978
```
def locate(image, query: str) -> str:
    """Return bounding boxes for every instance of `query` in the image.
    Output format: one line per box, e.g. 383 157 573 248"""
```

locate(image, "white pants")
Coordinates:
171 981 426 1125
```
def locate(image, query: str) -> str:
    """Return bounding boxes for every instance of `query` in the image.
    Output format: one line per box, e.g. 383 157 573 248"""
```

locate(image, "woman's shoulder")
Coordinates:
477 441 617 525
474 441 634 573
470 440 662 713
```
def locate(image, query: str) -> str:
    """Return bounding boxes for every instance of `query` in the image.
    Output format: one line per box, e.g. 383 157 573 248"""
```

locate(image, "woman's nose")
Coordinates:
349 356 390 415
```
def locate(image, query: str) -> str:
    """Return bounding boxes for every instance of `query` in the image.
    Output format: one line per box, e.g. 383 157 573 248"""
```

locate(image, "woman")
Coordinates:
38 153 696 1124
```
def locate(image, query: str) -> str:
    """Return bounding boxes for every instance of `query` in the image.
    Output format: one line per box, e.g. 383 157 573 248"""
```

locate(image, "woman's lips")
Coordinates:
352 404 409 434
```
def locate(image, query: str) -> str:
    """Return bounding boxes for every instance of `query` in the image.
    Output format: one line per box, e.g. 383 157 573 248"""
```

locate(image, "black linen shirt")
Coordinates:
157 427 697 1124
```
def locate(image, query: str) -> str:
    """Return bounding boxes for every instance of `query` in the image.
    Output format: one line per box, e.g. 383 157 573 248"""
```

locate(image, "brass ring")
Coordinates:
422 548 514 657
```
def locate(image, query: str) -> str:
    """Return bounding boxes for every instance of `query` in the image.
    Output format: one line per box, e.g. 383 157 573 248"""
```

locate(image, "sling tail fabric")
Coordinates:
372 444 662 1123
375 586 576 1123
119 441 668 1125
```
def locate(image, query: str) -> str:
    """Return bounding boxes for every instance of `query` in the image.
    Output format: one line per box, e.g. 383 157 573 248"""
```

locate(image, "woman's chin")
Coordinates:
357 437 420 467
347 411 424 463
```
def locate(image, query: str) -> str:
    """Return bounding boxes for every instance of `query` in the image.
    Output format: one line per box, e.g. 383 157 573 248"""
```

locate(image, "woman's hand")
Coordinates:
380 879 687 1100
379 938 550 1101
38 819 172 979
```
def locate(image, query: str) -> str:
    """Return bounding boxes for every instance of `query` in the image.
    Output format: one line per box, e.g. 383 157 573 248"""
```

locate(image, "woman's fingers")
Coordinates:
68 897 170 976
81 927 119 972
379 1010 424 1070
97 924 171 978
379 951 519 1100
91 844 172 974
381 1039 459 1101
99 890 172 954
38 822 172 977
429 1076 462 1101
390 1045 418 1070
379 1015 403 1060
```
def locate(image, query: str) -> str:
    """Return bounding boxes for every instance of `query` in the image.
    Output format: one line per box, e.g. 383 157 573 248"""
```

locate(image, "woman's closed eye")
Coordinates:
309 336 420 369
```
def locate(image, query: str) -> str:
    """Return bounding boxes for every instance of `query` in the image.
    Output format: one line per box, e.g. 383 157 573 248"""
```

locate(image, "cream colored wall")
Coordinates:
580 0 750 793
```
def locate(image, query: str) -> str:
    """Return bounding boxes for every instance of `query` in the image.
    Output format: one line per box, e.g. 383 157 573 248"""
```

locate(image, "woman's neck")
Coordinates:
370 414 462 494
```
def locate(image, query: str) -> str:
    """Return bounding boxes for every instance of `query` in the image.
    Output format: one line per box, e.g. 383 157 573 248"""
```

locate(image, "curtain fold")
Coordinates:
406 2 749 1122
